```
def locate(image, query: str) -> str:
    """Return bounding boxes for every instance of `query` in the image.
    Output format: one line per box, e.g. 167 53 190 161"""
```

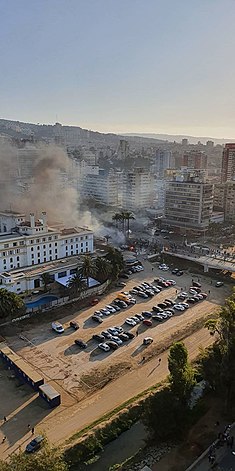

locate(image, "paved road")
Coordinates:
192 446 235 470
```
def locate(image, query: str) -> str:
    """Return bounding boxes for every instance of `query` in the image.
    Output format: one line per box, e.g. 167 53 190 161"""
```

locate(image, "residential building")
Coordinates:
213 183 226 211
224 181 235 222
82 168 118 205
165 171 213 231
181 138 188 146
122 168 154 210
182 150 208 170
221 143 235 182
153 149 173 178
0 210 93 293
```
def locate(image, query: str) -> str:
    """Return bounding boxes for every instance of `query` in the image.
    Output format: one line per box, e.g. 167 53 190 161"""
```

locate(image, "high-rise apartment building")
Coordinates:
122 168 154 210
153 149 173 178
82 169 118 205
182 150 208 170
165 172 213 231
221 143 235 182
224 181 235 222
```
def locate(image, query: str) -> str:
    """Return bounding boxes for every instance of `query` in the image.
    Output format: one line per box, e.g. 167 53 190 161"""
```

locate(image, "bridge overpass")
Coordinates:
163 250 235 273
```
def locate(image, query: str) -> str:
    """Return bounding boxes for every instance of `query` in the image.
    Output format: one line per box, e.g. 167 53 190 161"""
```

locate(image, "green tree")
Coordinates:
0 288 25 320
0 439 68 471
105 247 124 280
40 273 52 292
112 213 122 229
168 341 195 404
95 257 112 283
67 272 87 298
79 255 97 286
143 387 189 442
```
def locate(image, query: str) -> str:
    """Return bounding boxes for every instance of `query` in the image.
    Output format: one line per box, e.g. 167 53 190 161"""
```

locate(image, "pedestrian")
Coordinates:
158 358 161 364
208 290 210 295
211 280 213 285
152 267 154 271
136 330 138 337
175 289 177 294
31 427 34 435
27 424 30 431
142 356 146 362
2 437 6 443
3 416 6 423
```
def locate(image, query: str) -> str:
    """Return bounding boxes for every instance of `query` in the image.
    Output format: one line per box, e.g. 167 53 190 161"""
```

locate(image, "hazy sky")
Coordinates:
1 0 235 138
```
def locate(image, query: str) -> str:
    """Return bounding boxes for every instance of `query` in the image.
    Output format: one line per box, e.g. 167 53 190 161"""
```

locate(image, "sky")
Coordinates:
0 0 235 139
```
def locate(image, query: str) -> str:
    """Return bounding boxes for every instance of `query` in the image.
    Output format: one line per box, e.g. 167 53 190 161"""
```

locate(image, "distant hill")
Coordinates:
123 132 235 145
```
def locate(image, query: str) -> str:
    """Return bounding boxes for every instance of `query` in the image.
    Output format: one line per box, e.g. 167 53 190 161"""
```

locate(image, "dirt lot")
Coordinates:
0 258 231 458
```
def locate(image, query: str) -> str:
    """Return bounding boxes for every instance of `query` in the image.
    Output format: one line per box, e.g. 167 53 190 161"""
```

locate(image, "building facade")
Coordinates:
82 169 118 205
122 168 154 210
182 150 208 170
0 211 93 293
224 181 235 222
165 173 213 231
221 143 235 183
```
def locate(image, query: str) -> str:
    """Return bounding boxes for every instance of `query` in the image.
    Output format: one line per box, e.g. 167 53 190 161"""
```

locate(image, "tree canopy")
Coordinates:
168 341 195 404
0 288 25 320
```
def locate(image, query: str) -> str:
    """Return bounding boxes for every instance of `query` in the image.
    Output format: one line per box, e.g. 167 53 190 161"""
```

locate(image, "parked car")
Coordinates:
138 291 148 299
173 304 185 311
142 310 152 318
158 302 168 309
110 336 123 345
101 330 112 339
93 334 105 342
111 304 121 311
216 281 224 287
119 273 129 279
116 281 126 288
145 289 155 297
167 279 176 286
107 327 119 336
25 435 44 453
201 292 208 299
91 298 99 306
164 299 174 306
165 310 173 317
69 321 79 330
189 288 198 295
118 333 129 341
172 268 179 274
98 343 110 352
106 305 116 313
152 305 163 313
105 341 118 350
100 308 111 316
143 337 153 345
143 319 152 326
152 314 163 321
180 302 189 309
94 310 103 317
113 326 123 333
130 316 141 324
135 313 144 321
74 339 87 348
52 322 64 334
176 270 184 276
187 298 196 304
125 318 136 326
123 331 135 339
92 315 103 323
192 281 201 288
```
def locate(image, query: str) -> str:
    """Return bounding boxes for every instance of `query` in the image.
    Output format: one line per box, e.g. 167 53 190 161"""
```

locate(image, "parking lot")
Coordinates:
0 258 231 455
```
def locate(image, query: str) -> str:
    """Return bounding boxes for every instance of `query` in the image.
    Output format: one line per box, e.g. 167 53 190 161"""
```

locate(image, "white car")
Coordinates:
136 265 144 271
98 343 110 352
125 318 136 326
130 316 141 324
189 288 197 295
174 304 185 311
130 289 138 295
100 308 111 316
107 327 119 336
51 322 64 333
106 305 116 313
111 336 123 345
159 264 169 271
113 326 123 333
165 310 173 317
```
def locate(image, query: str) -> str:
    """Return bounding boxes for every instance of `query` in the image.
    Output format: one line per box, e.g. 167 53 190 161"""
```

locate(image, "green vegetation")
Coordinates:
78 255 97 286
0 440 68 471
40 272 52 292
0 288 25 320
95 256 112 283
112 211 135 235
67 272 87 298
105 246 124 280
168 341 195 405
198 289 235 412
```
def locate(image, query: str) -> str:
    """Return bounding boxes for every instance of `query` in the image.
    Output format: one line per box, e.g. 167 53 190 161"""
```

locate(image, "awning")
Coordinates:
56 275 100 288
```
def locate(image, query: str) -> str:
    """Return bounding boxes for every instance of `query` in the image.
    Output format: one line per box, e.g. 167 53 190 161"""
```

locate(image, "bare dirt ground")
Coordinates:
0 259 231 458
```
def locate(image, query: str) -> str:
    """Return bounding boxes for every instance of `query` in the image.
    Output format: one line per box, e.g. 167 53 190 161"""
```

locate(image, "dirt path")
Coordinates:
39 327 213 447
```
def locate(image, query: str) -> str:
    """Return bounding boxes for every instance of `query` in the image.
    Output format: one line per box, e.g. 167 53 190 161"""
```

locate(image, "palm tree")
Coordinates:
67 273 87 298
0 288 25 320
80 255 97 287
112 213 122 229
123 211 135 235
40 272 51 292
95 257 112 283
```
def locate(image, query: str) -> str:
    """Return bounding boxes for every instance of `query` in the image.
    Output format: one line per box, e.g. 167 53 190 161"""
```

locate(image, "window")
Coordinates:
3 252 5 256
16 249 20 253
55 255 58 259
58 271 66 278
4 244 9 248
36 239 40 243
44 251 46 256
20 241 24 246
13 242 17 247
38 258 40 263
32 254 34 259
71 251 73 255
44 257 46 262
54 235 58 240
80 237 83 241
43 245 46 249
32 261 35 265
66 252 68 257
75 238 78 242
65 246 68 251
17 263 20 268
49 249 52 255
30 240 33 244
16 256 19 261
55 242 57 246
10 258 13 263
70 238 73 242
81 248 84 253
42 238 46 242
3 259 6 264
55 248 57 253
81 243 83 248
49 256 52 261
9 250 13 255
48 236 52 241
49 243 52 247
37 246 40 250
65 239 68 243
70 268 77 275
31 247 34 251
10 264 13 269
3 266 6 270
71 245 73 249
85 236 88 240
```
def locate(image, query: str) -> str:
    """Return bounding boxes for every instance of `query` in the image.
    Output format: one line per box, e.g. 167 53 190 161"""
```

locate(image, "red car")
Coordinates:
91 298 99 306
143 319 152 326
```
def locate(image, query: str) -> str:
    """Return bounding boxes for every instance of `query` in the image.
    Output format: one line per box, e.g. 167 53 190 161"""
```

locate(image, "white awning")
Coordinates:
56 275 100 288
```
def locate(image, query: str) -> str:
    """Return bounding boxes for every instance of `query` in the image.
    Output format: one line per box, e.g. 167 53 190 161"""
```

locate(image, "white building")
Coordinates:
0 210 93 293
122 168 154 210
82 169 119 205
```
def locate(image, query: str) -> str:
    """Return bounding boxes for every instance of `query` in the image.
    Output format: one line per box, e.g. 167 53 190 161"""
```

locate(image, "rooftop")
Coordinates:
0 210 25 216
60 227 92 235
0 232 24 241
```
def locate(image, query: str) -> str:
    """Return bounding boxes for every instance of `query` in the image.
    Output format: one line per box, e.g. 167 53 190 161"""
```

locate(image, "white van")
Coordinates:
52 321 64 333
